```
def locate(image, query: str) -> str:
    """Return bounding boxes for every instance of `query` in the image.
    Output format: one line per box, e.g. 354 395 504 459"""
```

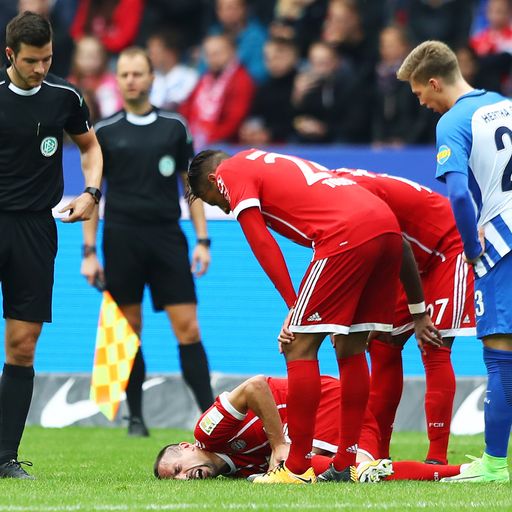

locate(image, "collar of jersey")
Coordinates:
126 110 157 125
8 81 41 96
455 88 486 105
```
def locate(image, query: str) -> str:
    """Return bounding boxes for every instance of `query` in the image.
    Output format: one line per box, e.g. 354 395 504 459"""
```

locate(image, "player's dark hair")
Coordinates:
153 443 180 479
186 149 229 204
6 11 52 54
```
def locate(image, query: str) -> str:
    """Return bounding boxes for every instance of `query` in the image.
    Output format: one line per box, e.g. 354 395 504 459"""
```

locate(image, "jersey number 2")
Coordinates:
495 126 512 192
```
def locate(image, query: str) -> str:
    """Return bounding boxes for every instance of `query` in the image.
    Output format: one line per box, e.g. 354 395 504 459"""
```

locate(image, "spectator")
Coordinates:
180 35 255 147
456 44 503 91
207 0 268 83
270 0 328 57
9 0 75 76
398 0 474 50
70 0 144 55
68 36 122 123
292 40 372 143
147 30 198 111
321 0 378 84
239 37 299 145
372 25 437 147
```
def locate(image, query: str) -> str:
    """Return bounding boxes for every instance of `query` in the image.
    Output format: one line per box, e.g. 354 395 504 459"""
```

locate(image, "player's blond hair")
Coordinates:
397 40 461 85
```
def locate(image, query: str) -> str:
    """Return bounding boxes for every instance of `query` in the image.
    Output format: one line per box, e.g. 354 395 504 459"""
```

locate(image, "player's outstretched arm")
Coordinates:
400 237 442 353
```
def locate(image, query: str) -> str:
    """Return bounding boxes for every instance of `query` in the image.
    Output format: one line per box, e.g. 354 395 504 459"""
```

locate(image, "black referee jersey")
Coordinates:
95 108 194 225
0 68 91 211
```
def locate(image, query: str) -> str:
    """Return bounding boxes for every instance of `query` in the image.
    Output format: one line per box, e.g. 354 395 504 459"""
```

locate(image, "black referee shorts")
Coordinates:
0 211 57 323
103 222 197 311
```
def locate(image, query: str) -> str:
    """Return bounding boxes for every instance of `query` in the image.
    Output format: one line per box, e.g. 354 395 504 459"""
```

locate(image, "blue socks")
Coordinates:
483 347 512 458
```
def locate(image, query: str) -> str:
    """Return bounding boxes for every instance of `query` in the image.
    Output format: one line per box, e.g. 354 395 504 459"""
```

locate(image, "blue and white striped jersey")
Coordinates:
436 89 512 277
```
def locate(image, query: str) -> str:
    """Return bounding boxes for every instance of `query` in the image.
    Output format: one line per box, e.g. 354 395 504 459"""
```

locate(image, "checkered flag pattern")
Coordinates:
90 291 140 420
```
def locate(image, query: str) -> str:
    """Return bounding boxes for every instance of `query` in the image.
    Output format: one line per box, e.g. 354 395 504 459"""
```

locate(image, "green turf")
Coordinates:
0 427 510 511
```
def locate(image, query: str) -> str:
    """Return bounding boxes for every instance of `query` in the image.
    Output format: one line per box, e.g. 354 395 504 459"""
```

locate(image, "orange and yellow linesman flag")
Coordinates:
90 291 140 421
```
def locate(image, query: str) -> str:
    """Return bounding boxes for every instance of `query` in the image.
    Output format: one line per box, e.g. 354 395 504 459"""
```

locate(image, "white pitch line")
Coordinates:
0 502 511 512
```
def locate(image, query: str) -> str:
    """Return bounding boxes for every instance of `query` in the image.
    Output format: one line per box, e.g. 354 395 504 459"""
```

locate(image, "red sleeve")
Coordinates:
70 0 89 41
101 0 144 53
208 68 255 143
194 393 247 451
238 207 297 308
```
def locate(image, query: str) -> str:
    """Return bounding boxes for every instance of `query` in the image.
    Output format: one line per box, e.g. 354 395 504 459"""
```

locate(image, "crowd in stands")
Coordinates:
2 0 512 146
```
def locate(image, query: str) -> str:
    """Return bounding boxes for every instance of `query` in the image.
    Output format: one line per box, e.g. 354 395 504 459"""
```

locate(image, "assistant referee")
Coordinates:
81 47 214 436
0 12 102 479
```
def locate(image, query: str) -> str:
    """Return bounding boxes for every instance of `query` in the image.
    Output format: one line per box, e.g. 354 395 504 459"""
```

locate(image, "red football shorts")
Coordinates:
392 243 476 337
290 233 403 335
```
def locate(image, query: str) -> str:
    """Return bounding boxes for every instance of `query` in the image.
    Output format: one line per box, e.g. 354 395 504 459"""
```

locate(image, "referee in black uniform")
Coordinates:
0 12 102 479
81 47 214 436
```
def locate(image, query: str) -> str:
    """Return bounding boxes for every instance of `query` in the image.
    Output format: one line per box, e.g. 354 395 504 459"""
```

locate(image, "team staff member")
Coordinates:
187 149 439 484
153 374 463 482
398 40 512 483
81 47 214 436
0 12 102 479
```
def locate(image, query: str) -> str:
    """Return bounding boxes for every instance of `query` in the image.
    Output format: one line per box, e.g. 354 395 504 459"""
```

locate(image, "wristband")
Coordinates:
84 186 102 204
82 244 97 258
408 301 426 315
197 238 211 248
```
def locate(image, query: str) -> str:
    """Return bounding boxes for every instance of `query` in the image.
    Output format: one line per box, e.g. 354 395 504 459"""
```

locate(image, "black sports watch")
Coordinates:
197 238 211 248
84 187 102 204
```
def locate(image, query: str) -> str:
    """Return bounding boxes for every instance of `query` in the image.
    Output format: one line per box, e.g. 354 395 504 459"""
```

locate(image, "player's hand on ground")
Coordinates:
278 308 295 346
81 254 104 288
59 192 96 223
269 442 290 470
191 244 210 277
413 313 442 354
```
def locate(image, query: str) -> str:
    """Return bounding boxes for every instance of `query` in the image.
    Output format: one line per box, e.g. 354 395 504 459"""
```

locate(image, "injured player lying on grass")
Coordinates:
153 375 464 483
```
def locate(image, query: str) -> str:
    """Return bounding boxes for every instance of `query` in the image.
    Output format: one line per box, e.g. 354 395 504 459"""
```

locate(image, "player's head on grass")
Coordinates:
154 442 225 480
5 11 52 88
187 150 231 213
397 40 468 114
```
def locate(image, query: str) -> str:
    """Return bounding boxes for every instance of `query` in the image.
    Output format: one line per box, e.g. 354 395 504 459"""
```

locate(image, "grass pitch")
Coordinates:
0 427 510 511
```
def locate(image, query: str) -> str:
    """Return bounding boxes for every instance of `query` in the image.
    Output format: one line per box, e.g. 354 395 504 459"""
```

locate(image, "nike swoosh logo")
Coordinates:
450 383 485 435
40 377 165 427
294 476 314 484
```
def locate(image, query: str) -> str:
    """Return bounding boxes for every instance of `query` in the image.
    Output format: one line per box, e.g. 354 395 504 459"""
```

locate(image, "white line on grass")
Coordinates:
0 503 511 511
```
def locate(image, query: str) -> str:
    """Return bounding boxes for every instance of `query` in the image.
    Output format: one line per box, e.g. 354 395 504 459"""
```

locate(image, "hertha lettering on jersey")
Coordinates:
0 69 90 211
435 90 512 277
215 149 399 261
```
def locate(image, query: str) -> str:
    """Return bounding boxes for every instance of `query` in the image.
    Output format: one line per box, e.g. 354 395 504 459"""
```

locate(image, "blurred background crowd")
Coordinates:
1 0 511 147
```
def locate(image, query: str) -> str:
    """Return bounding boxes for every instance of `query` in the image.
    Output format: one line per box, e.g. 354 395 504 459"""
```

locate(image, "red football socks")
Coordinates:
422 345 455 464
333 352 370 470
360 340 403 458
285 359 321 474
388 461 461 481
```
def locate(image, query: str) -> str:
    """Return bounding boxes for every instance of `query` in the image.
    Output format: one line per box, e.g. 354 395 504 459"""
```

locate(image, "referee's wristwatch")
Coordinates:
197 238 211 248
84 187 102 204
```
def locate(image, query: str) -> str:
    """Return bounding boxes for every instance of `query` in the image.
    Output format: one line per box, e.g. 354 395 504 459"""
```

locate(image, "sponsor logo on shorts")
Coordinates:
230 439 247 451
40 136 58 157
307 312 322 322
199 407 224 436
158 155 175 177
437 145 451 165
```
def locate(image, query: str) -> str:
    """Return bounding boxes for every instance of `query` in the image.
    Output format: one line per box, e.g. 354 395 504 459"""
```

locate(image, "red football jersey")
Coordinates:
194 376 340 478
216 150 400 261
331 168 461 272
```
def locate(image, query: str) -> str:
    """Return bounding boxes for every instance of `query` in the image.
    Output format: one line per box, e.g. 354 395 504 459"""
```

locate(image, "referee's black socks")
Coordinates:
0 363 34 464
179 342 214 412
126 348 146 420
